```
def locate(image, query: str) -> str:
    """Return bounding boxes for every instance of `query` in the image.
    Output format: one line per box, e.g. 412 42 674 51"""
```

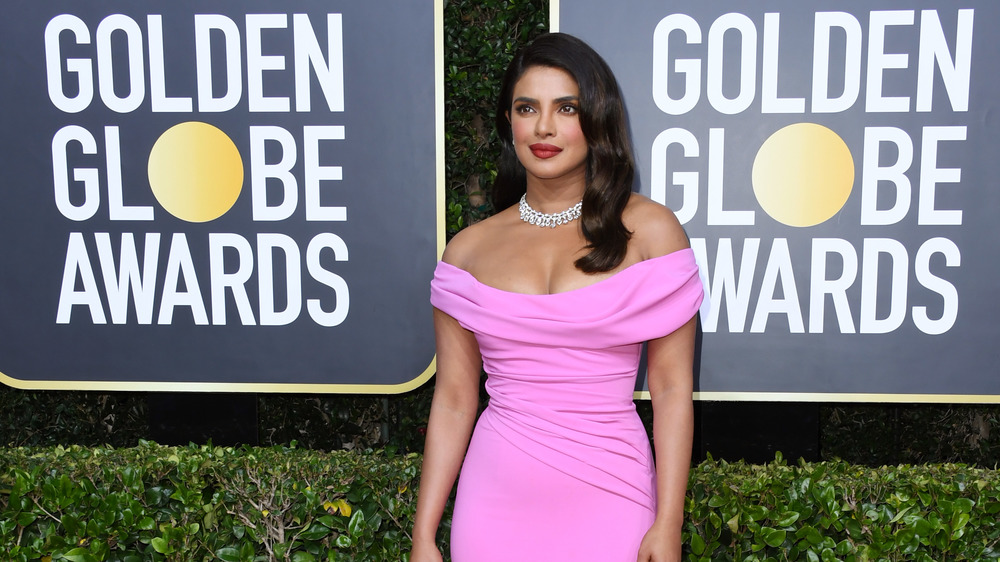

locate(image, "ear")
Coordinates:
505 110 510 124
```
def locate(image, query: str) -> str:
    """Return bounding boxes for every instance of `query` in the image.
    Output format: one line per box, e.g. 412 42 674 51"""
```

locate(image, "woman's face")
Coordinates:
508 66 588 187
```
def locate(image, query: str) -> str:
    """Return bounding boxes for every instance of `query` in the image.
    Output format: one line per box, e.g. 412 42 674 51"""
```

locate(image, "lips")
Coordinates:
529 143 562 159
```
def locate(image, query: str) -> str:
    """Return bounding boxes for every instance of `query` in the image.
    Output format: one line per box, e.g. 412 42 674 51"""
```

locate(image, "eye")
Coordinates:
513 103 535 114
559 104 579 114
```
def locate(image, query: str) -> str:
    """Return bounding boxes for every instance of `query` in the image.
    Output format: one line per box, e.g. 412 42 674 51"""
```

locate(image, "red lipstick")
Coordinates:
529 143 562 159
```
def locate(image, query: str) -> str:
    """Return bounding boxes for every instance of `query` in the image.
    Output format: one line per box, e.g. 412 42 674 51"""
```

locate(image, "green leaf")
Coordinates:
61 514 82 536
951 512 971 539
889 506 913 523
291 552 316 562
348 509 366 536
298 522 332 541
690 532 706 556
707 494 728 508
910 515 933 538
815 484 838 515
796 525 824 546
745 505 769 522
895 528 919 554
844 518 863 539
917 491 933 506
953 498 975 513
215 547 240 562
707 511 722 532
144 486 165 506
151 537 171 554
60 548 98 562
761 527 787 548
940 499 958 517
775 511 800 527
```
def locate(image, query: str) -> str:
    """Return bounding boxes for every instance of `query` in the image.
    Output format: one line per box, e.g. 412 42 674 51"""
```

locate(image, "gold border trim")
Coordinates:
633 391 1000 404
0 1 446 395
0 366 438 394
435 0 447 260
550 0 560 32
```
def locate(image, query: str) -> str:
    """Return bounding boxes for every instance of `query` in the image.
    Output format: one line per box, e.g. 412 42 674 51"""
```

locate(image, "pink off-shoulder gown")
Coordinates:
430 248 704 561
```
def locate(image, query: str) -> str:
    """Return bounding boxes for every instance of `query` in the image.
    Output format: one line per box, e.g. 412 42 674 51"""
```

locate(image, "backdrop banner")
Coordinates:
0 1 442 392
556 1 1000 401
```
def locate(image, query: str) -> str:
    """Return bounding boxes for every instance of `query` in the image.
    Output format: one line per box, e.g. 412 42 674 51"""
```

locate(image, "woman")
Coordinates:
411 33 703 561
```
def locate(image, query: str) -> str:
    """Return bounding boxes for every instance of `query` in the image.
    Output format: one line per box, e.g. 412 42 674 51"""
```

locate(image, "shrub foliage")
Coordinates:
2 446 999 561
687 455 1000 561
0 443 435 562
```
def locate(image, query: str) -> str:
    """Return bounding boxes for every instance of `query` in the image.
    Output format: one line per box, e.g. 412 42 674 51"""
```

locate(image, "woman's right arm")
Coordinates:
410 306 482 561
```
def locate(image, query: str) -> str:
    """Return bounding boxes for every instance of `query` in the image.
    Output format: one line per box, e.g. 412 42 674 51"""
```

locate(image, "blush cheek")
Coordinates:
511 124 535 163
511 120 532 145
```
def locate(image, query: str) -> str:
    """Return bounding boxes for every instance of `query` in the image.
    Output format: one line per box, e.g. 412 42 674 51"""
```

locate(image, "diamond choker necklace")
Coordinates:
518 194 583 228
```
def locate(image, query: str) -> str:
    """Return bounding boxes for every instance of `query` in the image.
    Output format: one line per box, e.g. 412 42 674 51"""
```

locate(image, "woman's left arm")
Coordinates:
627 195 697 561
636 314 697 562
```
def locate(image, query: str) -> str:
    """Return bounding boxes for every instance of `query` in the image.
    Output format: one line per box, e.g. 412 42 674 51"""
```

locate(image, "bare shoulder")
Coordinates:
440 221 484 268
623 193 690 259
440 209 513 268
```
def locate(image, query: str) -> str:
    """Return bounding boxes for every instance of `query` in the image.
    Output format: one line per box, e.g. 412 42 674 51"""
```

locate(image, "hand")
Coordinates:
636 521 682 562
409 538 444 562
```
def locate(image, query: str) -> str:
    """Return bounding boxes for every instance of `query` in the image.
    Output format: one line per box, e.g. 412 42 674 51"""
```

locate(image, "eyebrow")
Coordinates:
513 95 580 104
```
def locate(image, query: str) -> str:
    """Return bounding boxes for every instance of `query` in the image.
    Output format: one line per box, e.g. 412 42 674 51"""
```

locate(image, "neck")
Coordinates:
524 178 585 213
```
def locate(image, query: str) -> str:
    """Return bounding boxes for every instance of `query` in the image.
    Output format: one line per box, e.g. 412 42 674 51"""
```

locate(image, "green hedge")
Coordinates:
687 454 1000 561
3 445 998 561
0 443 436 562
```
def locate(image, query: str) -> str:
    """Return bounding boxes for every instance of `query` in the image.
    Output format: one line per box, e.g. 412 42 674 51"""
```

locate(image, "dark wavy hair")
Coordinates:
493 33 635 273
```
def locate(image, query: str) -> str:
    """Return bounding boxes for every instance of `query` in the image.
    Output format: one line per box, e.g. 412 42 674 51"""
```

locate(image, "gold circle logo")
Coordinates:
148 121 244 223
752 123 854 227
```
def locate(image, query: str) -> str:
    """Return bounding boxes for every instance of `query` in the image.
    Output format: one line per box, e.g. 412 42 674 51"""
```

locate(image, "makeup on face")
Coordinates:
508 66 588 184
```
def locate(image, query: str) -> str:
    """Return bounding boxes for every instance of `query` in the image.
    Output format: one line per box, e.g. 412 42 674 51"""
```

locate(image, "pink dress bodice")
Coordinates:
430 248 703 561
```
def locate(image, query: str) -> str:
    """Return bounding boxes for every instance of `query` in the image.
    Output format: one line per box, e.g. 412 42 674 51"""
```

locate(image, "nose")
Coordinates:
534 109 555 137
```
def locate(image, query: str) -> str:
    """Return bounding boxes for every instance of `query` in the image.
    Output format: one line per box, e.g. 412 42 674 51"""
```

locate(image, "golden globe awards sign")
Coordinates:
0 1 442 392
555 1 1000 401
